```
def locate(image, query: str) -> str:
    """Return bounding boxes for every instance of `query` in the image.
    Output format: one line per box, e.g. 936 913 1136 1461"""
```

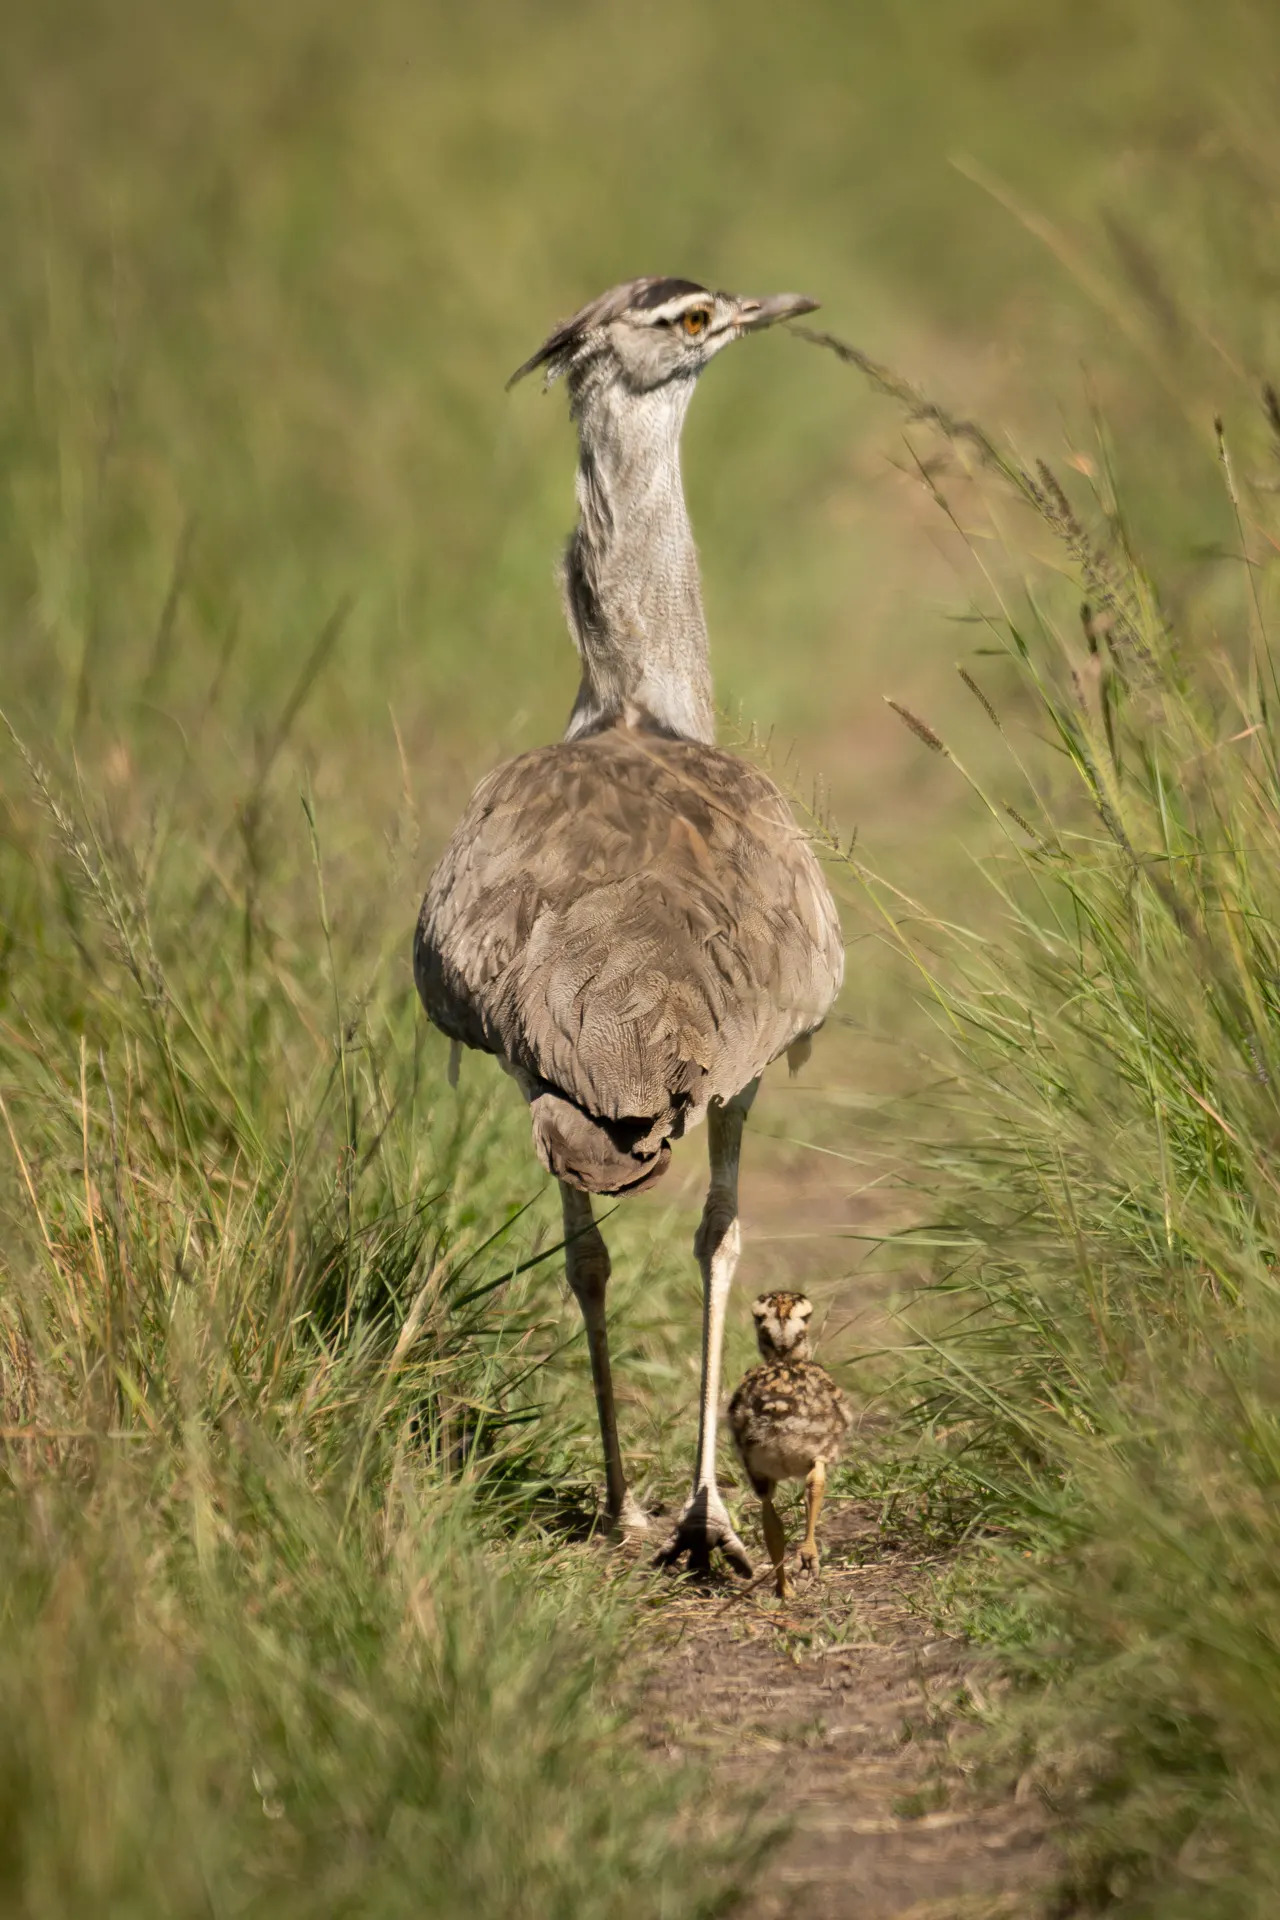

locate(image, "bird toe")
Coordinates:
654 1488 753 1581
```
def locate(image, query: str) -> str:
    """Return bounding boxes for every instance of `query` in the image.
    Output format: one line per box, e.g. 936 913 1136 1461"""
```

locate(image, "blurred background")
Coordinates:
0 0 1276 1339
7 0 1280 1331
5 0 1277 848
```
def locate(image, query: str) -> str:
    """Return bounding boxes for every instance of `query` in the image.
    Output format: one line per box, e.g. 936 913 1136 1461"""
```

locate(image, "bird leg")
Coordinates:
560 1182 648 1535
656 1086 757 1580
756 1480 791 1600
800 1458 826 1580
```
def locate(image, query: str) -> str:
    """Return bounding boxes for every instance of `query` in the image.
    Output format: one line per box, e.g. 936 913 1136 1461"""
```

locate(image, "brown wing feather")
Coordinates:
415 723 843 1156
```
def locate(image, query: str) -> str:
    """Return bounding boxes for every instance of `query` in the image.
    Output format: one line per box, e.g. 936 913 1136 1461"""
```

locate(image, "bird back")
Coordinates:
415 721 844 1189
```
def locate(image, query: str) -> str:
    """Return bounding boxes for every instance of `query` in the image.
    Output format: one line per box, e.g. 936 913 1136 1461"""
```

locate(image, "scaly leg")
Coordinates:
758 1484 790 1600
561 1183 648 1535
800 1457 827 1579
656 1086 758 1579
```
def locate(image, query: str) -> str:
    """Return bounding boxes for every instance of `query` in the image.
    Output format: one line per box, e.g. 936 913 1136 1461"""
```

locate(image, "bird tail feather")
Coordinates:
528 1089 671 1196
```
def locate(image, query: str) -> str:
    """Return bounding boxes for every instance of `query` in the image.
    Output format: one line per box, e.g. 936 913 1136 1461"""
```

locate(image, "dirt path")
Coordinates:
628 1015 1057 1915
640 1500 1056 1920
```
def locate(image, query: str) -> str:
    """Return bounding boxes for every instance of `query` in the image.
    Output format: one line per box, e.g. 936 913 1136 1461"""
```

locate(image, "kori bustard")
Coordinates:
415 277 843 1575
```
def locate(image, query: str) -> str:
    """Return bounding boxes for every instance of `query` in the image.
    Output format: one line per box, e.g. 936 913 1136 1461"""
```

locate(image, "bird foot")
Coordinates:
799 1544 820 1581
654 1486 753 1581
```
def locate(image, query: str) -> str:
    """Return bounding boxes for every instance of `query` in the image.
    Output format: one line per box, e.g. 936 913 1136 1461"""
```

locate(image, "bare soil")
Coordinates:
628 1008 1058 1917
639 1499 1057 1920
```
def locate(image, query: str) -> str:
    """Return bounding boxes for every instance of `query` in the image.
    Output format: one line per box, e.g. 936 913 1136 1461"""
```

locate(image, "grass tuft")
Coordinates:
0 722 740 1917
824 343 1280 1914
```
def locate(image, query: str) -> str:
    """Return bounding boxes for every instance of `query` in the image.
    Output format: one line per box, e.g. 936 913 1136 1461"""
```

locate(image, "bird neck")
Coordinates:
560 371 716 745
761 1336 810 1363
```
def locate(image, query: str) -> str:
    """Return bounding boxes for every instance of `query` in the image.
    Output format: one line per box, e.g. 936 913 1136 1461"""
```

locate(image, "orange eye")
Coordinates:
682 309 709 337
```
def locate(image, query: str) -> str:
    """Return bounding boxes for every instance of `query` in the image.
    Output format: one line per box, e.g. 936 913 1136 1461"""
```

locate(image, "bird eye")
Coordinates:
682 310 709 338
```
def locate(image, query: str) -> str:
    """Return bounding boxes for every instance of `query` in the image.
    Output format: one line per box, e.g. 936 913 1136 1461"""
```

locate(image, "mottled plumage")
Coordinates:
415 723 842 1195
729 1354 851 1488
728 1292 851 1597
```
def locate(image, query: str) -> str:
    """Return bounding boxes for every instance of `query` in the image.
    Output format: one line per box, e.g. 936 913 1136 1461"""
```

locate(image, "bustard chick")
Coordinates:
728 1292 850 1599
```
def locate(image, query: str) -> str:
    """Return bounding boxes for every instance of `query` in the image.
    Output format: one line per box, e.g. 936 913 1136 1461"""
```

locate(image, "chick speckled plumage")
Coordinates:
727 1292 851 1598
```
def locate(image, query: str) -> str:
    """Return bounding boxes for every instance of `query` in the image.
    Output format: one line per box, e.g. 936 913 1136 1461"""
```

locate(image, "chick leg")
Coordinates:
800 1458 827 1578
759 1484 791 1600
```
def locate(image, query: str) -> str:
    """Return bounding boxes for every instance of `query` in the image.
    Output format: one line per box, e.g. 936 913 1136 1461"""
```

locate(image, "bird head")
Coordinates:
508 276 818 398
749 1290 814 1362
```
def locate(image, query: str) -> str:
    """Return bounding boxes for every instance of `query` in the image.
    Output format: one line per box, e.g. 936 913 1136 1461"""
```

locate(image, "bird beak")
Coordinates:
728 291 820 333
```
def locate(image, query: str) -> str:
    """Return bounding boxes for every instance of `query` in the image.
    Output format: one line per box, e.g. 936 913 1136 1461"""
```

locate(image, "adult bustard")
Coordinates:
415 277 843 1574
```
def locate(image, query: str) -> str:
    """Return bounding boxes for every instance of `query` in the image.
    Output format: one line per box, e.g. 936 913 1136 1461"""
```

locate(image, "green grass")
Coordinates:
0 724 757 1915
826 341 1280 1910
0 1465 736 1919
7 1 1280 1912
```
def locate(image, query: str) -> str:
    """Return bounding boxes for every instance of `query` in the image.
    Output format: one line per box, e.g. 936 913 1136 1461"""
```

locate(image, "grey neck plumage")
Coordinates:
560 366 716 746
